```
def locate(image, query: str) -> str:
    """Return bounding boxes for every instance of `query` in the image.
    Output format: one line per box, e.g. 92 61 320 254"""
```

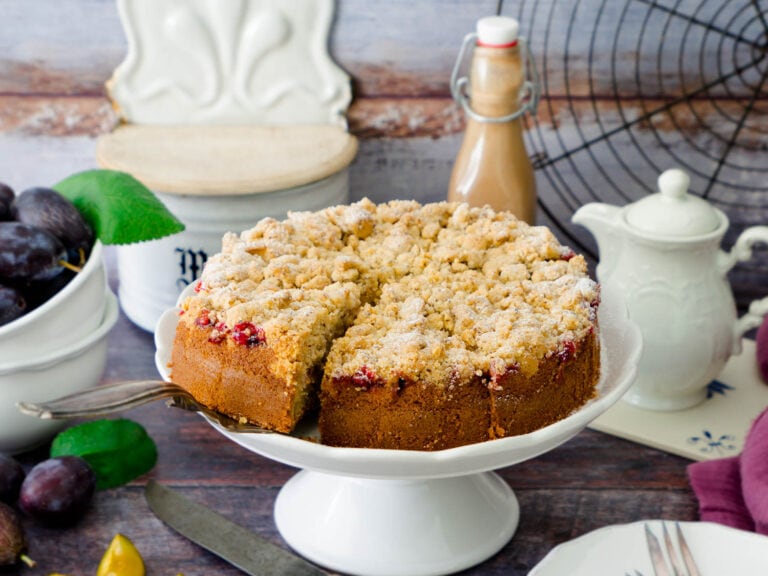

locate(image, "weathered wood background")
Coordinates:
1 0 767 306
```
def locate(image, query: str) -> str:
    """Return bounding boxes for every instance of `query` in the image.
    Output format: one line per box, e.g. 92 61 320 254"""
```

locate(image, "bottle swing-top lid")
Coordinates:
449 15 539 124
476 16 520 47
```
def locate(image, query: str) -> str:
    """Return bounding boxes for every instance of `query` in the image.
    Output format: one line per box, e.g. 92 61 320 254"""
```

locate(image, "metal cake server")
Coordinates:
16 379 276 434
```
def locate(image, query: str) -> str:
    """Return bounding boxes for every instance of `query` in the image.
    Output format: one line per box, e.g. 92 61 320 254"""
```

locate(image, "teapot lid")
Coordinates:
625 168 721 237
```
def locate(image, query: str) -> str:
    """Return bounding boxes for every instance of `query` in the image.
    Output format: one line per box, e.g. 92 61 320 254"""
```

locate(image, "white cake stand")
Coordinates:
155 288 641 576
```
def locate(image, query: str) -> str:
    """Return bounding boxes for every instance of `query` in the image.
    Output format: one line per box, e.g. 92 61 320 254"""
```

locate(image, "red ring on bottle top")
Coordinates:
476 39 519 48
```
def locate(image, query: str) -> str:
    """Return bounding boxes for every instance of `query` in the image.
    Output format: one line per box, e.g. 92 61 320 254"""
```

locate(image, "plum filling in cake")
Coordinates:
194 311 266 346
194 310 211 327
488 363 519 392
350 366 381 390
170 199 601 448
231 322 266 347
556 340 577 363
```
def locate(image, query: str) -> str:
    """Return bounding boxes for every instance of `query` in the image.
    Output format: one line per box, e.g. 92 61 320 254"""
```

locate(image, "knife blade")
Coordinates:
145 480 326 576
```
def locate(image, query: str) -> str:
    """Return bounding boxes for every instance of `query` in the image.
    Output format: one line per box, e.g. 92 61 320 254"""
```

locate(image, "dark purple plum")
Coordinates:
0 502 29 566
18 456 96 526
21 269 76 311
11 187 93 260
0 454 25 504
0 285 26 327
0 222 67 281
0 183 13 221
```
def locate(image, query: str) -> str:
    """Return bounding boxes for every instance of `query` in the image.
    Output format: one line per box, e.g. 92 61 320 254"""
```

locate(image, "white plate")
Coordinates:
529 520 768 575
155 285 642 480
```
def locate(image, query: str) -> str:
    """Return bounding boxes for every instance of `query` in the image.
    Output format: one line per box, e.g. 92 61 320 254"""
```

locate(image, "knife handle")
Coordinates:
17 380 183 419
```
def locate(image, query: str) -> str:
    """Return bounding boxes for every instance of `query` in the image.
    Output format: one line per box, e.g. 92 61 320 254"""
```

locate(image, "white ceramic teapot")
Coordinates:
573 168 768 411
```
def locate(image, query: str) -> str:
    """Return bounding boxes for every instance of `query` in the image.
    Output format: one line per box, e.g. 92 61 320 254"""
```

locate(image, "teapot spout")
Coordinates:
572 203 622 281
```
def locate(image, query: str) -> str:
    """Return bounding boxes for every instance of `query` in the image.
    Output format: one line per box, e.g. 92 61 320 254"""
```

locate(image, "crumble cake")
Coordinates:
170 199 600 448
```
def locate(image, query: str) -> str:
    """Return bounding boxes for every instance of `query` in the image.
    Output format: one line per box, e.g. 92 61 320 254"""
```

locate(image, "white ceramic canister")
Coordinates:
98 0 357 332
97 124 358 332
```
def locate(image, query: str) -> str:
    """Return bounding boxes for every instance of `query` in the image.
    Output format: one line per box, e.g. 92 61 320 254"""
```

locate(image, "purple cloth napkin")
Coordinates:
756 318 768 383
688 408 768 534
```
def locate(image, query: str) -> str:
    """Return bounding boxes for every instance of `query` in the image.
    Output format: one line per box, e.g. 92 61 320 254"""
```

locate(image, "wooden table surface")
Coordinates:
4 265 700 576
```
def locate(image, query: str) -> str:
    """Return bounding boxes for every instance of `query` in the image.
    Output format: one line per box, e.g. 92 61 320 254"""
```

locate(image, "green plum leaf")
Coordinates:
53 169 184 245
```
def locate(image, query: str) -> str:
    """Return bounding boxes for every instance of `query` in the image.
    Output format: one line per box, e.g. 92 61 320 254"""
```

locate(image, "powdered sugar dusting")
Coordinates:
179 199 599 387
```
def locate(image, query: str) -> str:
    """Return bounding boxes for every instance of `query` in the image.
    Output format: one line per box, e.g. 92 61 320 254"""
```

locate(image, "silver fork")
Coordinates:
16 379 279 434
644 522 702 576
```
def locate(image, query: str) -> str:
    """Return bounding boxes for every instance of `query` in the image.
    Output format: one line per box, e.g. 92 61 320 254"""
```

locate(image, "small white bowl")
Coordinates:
0 289 118 454
0 240 107 363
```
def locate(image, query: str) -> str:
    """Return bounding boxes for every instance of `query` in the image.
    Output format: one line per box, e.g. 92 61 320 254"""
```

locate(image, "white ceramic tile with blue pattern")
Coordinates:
590 338 768 461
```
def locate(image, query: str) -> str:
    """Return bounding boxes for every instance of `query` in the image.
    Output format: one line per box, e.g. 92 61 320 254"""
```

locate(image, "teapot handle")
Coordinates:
724 226 768 342
719 225 768 274
735 298 768 343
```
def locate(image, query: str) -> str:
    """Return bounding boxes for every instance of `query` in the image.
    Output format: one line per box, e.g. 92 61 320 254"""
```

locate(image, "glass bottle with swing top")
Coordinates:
448 16 539 224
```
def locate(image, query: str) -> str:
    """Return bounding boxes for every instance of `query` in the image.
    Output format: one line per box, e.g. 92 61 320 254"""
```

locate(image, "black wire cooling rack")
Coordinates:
500 0 767 306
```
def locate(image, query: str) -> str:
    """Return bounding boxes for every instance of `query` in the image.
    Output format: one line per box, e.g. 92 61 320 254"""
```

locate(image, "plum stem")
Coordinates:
58 260 82 274
19 553 36 567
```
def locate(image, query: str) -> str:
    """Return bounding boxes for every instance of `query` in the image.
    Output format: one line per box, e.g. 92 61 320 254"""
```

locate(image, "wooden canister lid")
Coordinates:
96 124 358 196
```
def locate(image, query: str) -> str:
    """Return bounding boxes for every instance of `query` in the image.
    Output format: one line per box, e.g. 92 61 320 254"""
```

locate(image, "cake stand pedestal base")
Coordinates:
274 469 519 576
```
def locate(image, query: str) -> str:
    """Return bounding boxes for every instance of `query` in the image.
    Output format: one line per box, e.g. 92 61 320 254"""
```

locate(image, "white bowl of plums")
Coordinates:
0 183 118 453
0 185 111 360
